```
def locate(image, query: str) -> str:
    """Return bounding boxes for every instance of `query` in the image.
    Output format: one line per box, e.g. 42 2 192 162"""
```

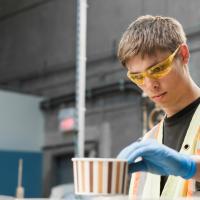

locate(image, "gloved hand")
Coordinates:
117 139 196 179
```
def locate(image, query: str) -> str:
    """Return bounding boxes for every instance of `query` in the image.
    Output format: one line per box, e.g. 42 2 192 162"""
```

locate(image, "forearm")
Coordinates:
191 155 200 182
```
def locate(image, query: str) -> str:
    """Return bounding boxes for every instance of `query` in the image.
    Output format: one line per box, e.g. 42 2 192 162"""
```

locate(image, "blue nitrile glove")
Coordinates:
117 139 196 179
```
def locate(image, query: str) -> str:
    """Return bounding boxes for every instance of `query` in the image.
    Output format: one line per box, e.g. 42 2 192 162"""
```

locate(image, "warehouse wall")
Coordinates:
0 90 44 197
42 86 142 196
0 0 76 96
0 0 199 97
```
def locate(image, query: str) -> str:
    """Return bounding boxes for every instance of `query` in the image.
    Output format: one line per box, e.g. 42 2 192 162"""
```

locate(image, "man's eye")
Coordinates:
149 65 166 73
131 74 143 80
134 74 144 79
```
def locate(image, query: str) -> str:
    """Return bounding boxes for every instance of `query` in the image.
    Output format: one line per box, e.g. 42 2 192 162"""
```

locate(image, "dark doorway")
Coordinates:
54 152 74 185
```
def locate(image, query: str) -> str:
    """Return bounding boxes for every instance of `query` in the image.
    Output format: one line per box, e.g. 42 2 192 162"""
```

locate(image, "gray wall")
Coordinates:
0 0 199 97
42 88 142 196
0 90 44 151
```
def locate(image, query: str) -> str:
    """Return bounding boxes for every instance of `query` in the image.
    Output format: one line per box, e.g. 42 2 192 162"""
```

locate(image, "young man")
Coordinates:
117 15 200 198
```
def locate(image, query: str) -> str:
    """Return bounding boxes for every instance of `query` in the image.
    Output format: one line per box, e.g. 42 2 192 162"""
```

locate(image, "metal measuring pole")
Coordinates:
75 0 87 157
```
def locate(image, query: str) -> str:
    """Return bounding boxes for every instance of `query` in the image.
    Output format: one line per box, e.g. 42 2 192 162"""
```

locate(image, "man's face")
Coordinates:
126 48 189 110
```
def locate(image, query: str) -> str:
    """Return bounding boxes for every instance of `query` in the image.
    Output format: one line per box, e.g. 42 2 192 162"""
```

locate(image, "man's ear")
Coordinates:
179 43 190 64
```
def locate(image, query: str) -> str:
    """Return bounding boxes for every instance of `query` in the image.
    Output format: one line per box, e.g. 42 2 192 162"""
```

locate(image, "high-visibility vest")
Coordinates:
129 104 200 200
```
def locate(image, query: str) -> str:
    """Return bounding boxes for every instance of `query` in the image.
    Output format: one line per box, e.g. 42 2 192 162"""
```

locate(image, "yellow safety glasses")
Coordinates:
127 46 180 85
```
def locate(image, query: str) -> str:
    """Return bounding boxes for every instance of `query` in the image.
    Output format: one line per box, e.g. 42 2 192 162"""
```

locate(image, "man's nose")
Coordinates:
144 77 160 90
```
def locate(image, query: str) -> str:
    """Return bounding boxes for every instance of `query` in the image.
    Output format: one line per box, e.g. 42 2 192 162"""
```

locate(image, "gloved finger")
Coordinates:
128 160 147 173
117 141 144 159
117 139 158 160
126 145 156 164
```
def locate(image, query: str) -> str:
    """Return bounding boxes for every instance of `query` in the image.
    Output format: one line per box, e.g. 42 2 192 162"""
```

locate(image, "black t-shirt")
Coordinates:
160 97 200 194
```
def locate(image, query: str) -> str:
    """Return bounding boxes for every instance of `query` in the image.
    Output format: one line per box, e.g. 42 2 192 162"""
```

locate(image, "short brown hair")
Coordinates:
118 15 186 67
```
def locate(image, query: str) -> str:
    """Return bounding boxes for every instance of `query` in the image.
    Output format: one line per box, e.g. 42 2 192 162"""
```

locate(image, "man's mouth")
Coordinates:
151 92 167 100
